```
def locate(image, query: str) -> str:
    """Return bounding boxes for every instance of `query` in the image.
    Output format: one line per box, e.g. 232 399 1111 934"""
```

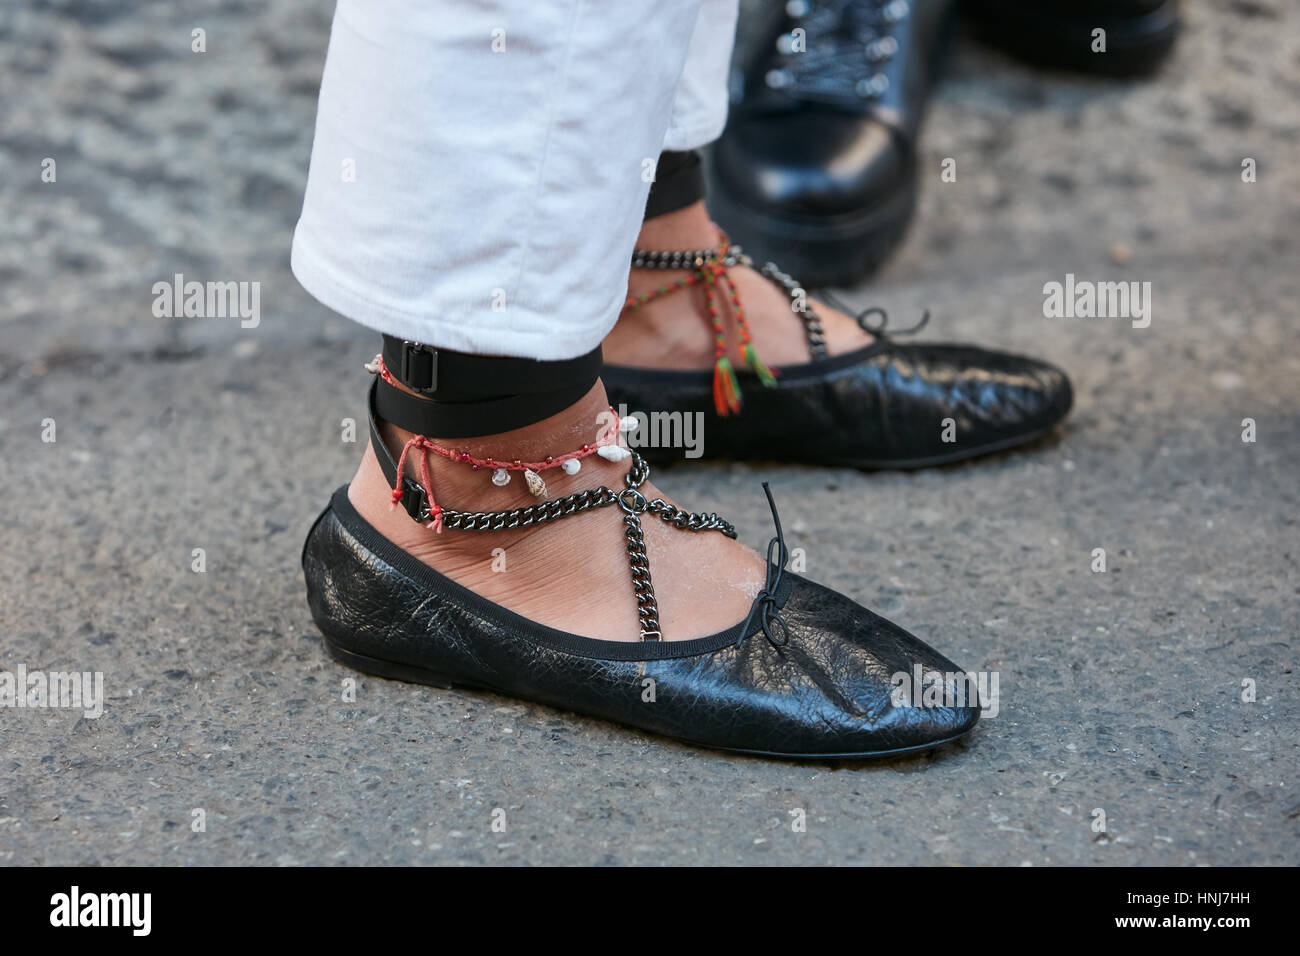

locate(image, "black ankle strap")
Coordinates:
378 336 602 438
645 149 705 219
374 375 596 443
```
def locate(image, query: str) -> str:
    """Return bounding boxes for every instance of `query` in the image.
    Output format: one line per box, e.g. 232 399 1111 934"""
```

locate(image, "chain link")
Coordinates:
760 260 827 360
621 504 661 640
422 453 735 641
435 486 620 531
646 499 735 535
628 239 826 361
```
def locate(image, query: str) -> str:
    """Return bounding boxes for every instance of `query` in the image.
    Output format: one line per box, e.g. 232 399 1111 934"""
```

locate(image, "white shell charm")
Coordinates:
561 458 581 475
597 444 631 462
524 468 547 498
618 415 639 433
491 468 510 486
364 354 383 374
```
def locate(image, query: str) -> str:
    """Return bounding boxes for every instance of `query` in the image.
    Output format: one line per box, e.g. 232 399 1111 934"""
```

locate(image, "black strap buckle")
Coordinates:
399 341 438 394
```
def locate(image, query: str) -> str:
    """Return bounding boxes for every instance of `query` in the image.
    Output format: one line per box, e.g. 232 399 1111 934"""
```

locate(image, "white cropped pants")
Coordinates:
291 0 738 360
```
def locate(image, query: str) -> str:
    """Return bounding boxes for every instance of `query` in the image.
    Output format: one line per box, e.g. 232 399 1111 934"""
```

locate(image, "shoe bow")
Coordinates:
741 482 793 648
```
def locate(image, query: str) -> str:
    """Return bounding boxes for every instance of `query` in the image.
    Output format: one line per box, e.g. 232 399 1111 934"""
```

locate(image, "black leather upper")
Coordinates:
303 486 980 758
715 0 954 222
603 339 1072 468
717 111 912 218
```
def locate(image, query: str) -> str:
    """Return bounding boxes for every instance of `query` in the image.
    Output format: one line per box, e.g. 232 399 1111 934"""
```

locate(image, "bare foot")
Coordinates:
604 201 874 370
348 380 766 642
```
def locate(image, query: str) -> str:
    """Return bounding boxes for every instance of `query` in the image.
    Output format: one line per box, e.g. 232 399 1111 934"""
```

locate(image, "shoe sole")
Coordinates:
322 635 976 761
819 421 1065 470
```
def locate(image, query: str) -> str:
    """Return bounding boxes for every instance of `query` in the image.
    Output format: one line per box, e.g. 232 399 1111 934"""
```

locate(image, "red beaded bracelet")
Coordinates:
377 354 633 532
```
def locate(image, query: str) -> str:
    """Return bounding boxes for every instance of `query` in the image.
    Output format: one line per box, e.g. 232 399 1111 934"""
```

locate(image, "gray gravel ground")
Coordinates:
1 1 1297 865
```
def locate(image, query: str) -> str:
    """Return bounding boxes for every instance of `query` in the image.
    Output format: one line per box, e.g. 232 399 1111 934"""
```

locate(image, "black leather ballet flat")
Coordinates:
302 392 980 758
606 240 1072 469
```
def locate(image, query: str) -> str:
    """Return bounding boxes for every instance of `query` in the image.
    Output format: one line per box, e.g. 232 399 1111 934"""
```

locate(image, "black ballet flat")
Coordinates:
301 387 981 758
605 241 1071 468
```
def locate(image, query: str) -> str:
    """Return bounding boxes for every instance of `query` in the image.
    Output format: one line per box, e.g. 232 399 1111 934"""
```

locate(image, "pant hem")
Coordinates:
290 229 618 361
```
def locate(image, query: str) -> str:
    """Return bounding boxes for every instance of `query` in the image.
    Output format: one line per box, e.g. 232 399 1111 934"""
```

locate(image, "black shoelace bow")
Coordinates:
820 291 931 339
741 482 793 648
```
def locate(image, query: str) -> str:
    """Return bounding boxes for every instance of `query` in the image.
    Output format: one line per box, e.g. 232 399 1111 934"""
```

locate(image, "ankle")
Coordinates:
345 375 764 642
349 381 628 554
609 200 870 371
632 200 718 253
607 203 729 368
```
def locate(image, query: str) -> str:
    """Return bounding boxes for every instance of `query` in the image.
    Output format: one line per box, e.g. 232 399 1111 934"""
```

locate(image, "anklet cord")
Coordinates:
623 233 777 416
622 233 831 414
368 378 624 532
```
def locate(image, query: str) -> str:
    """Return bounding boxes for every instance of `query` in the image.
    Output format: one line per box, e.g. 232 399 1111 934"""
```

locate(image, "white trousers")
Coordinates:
292 0 738 360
